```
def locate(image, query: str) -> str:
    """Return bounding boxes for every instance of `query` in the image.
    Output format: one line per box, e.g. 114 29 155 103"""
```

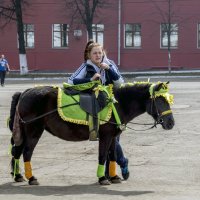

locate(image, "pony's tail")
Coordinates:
8 92 21 132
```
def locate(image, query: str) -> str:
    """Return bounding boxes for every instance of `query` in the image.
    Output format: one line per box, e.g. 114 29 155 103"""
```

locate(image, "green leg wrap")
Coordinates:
14 159 20 177
8 144 12 156
97 164 105 178
7 117 10 128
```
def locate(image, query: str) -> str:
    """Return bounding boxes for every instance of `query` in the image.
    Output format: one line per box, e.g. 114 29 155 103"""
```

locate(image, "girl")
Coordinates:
68 41 129 180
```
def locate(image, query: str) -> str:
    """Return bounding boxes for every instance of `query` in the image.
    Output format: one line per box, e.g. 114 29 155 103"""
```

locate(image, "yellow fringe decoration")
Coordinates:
24 162 33 179
109 161 117 177
57 85 114 125
57 87 88 125
149 82 174 105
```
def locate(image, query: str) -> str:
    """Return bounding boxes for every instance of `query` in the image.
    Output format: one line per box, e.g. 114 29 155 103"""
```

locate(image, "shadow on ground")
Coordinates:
0 182 154 197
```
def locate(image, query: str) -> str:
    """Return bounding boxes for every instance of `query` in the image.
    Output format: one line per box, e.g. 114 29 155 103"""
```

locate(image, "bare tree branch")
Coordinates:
0 0 29 74
149 0 188 73
64 0 112 39
0 2 16 24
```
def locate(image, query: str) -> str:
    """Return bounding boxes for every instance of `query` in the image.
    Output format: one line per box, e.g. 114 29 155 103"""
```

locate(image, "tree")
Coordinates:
0 0 28 74
150 0 182 73
65 0 111 40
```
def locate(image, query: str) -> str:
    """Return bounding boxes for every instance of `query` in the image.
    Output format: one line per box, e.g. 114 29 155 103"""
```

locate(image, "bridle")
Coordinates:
150 93 172 127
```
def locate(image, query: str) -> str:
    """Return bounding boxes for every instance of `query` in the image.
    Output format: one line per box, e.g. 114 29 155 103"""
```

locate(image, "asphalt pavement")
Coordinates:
0 79 200 200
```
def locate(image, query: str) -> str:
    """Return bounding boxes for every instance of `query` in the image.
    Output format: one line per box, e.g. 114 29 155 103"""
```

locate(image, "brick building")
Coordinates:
0 0 200 72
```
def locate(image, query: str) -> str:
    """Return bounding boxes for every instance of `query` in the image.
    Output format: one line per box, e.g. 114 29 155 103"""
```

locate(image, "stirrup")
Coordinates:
89 130 99 141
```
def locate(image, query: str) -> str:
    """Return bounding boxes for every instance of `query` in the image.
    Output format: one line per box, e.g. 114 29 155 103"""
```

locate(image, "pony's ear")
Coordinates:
153 82 164 92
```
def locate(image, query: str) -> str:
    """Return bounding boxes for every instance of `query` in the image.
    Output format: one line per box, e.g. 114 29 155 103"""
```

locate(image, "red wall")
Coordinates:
120 0 200 70
0 0 200 71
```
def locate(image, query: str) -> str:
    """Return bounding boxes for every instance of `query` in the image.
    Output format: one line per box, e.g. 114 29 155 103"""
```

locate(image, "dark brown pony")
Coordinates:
9 82 174 185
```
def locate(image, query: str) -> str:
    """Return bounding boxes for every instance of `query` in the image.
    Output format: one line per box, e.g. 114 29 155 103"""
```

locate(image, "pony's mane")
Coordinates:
118 82 174 105
119 82 151 94
115 82 151 100
120 82 151 89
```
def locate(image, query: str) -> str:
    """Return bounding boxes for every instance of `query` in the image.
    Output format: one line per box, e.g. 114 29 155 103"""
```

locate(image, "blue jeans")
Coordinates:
0 71 6 85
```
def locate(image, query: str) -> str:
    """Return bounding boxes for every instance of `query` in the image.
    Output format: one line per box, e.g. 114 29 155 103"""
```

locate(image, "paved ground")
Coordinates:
0 79 200 200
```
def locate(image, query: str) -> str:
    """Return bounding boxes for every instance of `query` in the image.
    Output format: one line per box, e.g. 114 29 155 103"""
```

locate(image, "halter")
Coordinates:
91 91 173 132
150 96 172 128
150 83 173 127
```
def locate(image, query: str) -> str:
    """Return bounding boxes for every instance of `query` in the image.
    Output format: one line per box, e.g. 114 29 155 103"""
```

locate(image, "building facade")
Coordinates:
1 0 200 72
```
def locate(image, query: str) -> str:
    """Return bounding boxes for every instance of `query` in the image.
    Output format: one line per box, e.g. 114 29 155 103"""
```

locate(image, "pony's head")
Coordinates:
146 81 175 130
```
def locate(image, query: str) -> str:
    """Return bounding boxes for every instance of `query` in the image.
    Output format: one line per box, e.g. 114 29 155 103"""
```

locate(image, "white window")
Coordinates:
161 23 178 48
125 23 141 48
53 24 69 48
24 24 34 48
92 24 104 46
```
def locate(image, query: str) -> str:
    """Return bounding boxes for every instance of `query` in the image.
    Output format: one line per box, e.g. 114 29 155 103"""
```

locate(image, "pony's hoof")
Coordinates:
98 176 111 185
109 175 122 184
14 174 25 182
28 176 39 185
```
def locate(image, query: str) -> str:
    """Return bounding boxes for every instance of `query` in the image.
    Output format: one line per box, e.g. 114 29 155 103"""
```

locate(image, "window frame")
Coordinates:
23 24 35 48
91 24 104 46
160 23 178 49
124 23 142 49
52 23 69 48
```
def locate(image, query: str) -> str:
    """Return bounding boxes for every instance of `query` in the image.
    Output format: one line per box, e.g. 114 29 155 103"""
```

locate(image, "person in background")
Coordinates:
68 40 129 180
0 54 10 86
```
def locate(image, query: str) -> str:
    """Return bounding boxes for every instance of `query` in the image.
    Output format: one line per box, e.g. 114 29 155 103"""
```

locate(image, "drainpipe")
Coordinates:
118 0 121 66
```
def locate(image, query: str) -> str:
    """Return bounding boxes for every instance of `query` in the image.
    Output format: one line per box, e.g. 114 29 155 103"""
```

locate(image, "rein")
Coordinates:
17 86 172 132
18 102 79 124
18 98 172 132
17 101 157 131
88 96 172 132
114 92 173 132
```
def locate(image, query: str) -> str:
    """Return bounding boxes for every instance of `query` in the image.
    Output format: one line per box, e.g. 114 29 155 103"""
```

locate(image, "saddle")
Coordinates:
60 82 112 141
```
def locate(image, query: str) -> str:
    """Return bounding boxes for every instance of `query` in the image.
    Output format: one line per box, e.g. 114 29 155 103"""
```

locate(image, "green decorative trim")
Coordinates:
97 164 105 178
8 144 12 156
63 80 101 91
111 103 121 127
6 117 10 128
14 159 20 177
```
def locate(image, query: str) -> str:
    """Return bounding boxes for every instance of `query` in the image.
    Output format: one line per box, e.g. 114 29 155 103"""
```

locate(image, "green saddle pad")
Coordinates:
57 83 114 125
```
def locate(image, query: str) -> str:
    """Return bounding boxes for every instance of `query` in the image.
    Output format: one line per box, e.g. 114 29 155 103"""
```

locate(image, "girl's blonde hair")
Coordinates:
84 40 103 61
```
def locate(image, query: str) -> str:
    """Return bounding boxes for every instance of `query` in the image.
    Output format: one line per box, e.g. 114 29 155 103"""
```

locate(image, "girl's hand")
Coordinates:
100 62 110 70
91 73 101 81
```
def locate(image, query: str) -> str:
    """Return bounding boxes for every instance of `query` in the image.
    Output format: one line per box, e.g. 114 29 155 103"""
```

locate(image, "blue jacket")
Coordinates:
68 59 124 86
0 59 8 71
